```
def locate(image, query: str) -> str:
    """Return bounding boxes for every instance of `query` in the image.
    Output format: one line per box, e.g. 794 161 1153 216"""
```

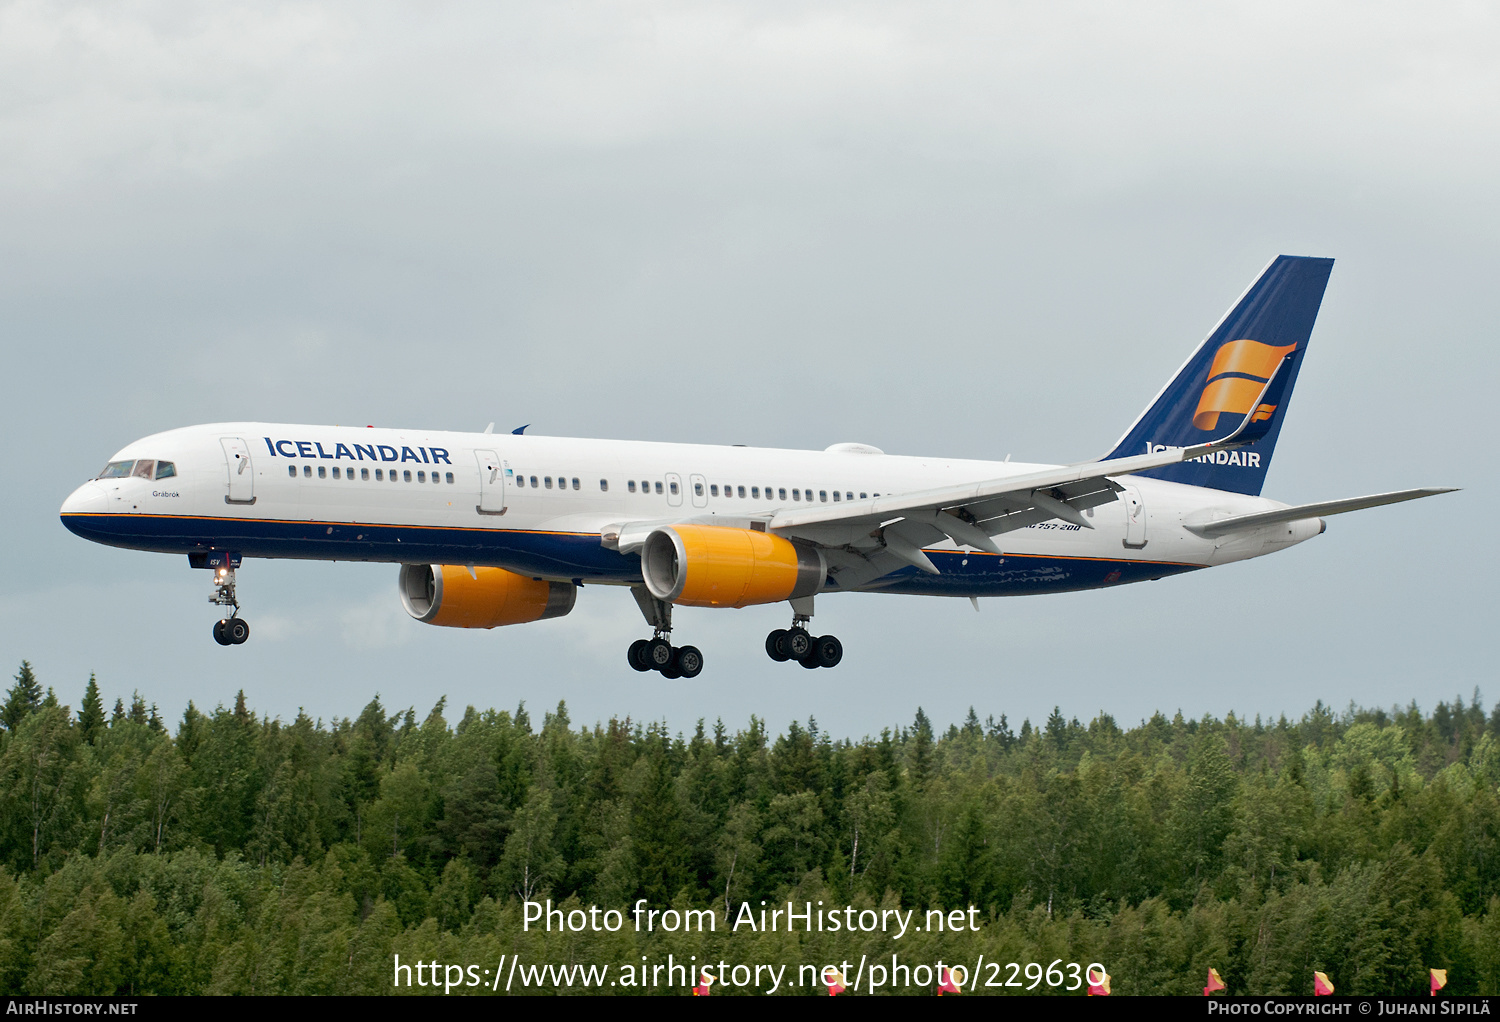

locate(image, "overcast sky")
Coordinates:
1 1 1493 739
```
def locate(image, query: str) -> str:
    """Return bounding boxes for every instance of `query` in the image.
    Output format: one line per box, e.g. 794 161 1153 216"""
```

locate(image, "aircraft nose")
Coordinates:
60 481 108 516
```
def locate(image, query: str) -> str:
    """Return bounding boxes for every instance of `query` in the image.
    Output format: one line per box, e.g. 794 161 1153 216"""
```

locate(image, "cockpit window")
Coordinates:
98 461 135 479
132 460 156 479
154 462 176 479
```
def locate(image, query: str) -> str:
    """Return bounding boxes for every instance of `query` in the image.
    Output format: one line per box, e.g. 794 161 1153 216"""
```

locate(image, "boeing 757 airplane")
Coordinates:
60 256 1453 677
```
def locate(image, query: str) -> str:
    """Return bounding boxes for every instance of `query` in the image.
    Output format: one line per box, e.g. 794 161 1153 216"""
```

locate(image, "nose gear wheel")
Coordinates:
207 564 251 646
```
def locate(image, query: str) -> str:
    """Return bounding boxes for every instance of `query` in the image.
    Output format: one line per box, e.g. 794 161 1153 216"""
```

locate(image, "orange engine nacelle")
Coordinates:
398 564 576 628
640 525 825 608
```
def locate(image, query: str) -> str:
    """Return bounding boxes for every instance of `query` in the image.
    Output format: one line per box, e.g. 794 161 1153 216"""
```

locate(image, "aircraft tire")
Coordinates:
813 634 842 668
785 627 812 660
799 653 821 669
212 620 232 646
628 639 652 672
766 629 790 662
676 645 703 679
646 638 674 670
660 649 684 679
227 618 250 645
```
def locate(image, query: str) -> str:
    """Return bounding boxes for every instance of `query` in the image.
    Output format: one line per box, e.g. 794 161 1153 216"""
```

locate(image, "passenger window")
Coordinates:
738 485 746 498
403 470 411 482
600 479 609 492
696 482 705 496
98 461 135 479
710 484 718 497
133 460 155 479
820 490 828 502
417 470 425 482
846 492 853 501
860 492 867 499
515 476 524 487
362 468 370 481
628 480 636 493
545 476 553 489
288 465 297 478
530 476 538 488
375 469 383 480
832 490 839 501
655 481 663 495
778 488 786 500
669 481 679 495
793 489 802 501
751 486 760 499
332 467 340 479
154 462 176 479
304 465 312 478
318 466 327 478
572 477 579 490
445 472 454 483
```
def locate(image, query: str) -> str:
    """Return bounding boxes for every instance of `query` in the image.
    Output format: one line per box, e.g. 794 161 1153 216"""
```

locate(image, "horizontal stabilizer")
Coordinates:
1185 487 1458 538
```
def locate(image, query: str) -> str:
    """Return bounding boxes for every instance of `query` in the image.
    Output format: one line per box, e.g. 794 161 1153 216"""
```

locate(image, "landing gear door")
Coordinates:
220 438 255 505
476 449 506 515
1122 484 1147 549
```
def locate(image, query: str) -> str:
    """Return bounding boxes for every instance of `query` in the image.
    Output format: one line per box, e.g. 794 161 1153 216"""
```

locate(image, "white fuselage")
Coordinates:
59 423 1321 599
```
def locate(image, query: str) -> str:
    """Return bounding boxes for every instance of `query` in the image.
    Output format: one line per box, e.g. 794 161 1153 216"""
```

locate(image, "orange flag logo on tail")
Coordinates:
693 969 713 996
1313 971 1335 996
1192 339 1296 431
824 968 846 996
1431 969 1448 996
1204 968 1226 995
938 966 961 995
1087 966 1111 996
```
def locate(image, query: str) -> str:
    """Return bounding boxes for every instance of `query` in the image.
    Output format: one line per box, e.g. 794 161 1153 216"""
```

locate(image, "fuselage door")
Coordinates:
1122 484 1147 549
665 472 684 508
689 473 708 509
475 449 506 515
220 438 255 505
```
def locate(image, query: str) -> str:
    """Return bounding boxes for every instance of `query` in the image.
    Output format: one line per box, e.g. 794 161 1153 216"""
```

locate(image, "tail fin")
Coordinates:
1102 255 1334 495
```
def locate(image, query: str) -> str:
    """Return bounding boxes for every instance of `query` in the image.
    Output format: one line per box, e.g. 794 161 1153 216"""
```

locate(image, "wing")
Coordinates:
767 371 1299 587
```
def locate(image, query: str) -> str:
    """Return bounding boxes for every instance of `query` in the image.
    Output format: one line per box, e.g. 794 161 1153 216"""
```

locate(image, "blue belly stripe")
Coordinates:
61 513 1200 596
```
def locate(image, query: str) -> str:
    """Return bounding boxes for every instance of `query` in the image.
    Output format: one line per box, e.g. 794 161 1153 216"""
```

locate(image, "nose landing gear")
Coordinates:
766 597 841 669
628 587 703 678
208 562 250 646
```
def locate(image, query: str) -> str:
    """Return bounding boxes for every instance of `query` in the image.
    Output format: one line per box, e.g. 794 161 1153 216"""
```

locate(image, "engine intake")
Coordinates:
398 564 576 628
640 525 825 608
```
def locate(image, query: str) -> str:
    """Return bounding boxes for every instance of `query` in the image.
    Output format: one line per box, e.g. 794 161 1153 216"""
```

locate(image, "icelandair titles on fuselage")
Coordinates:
1146 443 1262 467
263 438 453 465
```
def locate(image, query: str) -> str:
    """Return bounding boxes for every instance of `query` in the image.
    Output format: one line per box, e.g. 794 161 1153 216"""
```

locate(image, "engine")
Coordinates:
640 525 825 608
398 564 576 628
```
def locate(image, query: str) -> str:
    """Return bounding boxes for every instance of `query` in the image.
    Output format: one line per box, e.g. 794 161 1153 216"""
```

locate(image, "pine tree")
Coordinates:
78 675 105 744
111 698 126 726
909 707 934 786
1046 705 1069 750
1 661 43 731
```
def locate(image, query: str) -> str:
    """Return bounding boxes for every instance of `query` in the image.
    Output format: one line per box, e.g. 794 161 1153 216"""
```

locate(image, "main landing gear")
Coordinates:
208 564 250 646
627 588 703 679
765 596 842 669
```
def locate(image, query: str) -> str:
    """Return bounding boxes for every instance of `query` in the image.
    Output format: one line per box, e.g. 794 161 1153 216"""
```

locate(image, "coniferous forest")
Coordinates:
4 659 1500 996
